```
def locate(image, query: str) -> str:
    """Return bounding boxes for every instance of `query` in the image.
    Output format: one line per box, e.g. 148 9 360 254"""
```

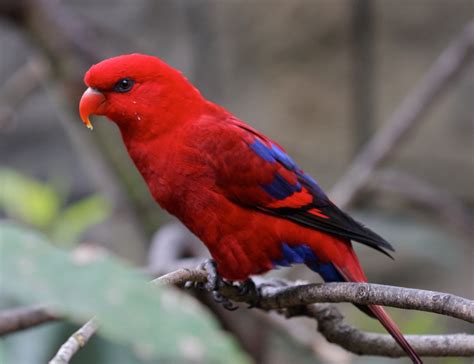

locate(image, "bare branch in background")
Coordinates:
2 0 151 246
48 318 99 364
24 0 100 65
303 304 474 357
256 310 353 364
368 170 473 233
16 0 166 236
0 56 50 128
146 222 207 274
351 0 376 150
331 21 474 209
0 305 58 335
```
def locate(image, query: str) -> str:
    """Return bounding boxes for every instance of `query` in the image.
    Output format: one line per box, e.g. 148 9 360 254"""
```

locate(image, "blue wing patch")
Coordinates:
307 261 343 282
262 173 302 200
249 139 276 162
272 243 314 266
248 137 328 200
271 144 297 171
272 243 344 283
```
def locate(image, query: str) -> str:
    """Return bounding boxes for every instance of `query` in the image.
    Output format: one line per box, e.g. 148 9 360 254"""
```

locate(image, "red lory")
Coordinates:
79 54 421 363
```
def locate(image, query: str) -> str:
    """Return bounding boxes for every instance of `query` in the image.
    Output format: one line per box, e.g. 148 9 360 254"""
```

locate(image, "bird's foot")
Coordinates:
245 278 292 309
211 291 238 311
185 258 238 311
233 278 261 308
235 278 257 296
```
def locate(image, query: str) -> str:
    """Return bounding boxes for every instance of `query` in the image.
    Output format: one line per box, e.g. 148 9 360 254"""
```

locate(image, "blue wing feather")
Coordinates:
272 243 344 282
242 130 395 256
248 137 327 201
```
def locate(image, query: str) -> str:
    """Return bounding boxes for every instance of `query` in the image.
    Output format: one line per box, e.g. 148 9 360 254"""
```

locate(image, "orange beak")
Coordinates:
79 88 106 130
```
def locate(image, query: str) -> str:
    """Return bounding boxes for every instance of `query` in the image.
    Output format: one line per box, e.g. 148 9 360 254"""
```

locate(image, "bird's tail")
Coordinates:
367 304 422 364
323 245 423 364
331 248 423 364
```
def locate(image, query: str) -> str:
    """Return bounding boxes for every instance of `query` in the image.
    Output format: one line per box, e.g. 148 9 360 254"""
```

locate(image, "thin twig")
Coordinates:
330 21 474 209
368 170 473 233
0 56 49 128
0 305 58 335
48 318 99 364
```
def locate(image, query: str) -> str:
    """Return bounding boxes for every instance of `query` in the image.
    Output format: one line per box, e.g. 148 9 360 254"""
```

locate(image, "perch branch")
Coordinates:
330 21 474 209
151 269 474 357
2 269 471 360
151 269 474 323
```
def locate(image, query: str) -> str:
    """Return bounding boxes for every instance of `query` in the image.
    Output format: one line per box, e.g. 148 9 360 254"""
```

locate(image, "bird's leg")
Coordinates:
185 258 238 311
199 258 220 291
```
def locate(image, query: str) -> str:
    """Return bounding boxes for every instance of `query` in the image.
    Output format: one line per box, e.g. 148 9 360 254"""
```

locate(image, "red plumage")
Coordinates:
79 54 421 363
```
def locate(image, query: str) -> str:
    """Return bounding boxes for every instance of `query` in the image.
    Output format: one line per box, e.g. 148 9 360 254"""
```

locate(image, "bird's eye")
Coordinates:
114 78 135 93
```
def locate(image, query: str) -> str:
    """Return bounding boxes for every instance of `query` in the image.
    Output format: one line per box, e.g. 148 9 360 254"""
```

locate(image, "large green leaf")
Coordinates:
0 222 251 364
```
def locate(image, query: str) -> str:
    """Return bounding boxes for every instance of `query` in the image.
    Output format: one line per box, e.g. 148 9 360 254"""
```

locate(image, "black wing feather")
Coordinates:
259 171 395 258
261 201 394 258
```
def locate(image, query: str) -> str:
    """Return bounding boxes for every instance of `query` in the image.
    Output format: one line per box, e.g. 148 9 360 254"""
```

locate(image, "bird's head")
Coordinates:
79 53 203 138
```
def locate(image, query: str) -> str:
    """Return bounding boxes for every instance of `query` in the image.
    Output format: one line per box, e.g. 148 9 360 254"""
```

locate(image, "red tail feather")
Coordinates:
368 305 422 364
334 256 422 364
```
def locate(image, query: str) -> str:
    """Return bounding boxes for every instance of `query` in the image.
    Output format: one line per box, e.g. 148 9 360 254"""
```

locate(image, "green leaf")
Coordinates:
0 169 60 228
50 195 111 247
0 222 251 364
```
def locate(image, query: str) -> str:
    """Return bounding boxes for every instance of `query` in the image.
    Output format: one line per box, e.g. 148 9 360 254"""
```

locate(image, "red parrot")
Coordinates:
79 54 421 363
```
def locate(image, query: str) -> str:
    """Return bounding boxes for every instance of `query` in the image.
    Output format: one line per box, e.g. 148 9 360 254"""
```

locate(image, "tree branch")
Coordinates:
0 56 49 128
152 269 474 323
48 318 99 364
152 269 474 357
0 305 58 335
1 267 472 361
330 20 474 209
304 304 474 357
368 170 473 234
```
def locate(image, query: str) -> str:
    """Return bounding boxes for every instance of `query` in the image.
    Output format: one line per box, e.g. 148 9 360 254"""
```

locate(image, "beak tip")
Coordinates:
80 115 94 130
79 87 105 131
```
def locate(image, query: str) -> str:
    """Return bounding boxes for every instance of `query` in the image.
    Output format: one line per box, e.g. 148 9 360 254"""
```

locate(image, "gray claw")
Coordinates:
223 300 239 311
236 278 256 296
187 259 239 311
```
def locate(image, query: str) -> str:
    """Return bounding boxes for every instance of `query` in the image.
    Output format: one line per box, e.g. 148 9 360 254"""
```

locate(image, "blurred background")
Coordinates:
0 1 473 363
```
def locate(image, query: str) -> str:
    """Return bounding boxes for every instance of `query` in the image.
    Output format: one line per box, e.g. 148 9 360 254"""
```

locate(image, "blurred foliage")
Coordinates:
0 169 110 247
0 169 60 229
0 222 251 364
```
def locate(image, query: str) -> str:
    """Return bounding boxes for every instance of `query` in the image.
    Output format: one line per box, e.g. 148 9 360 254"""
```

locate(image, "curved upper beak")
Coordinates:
79 87 106 130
